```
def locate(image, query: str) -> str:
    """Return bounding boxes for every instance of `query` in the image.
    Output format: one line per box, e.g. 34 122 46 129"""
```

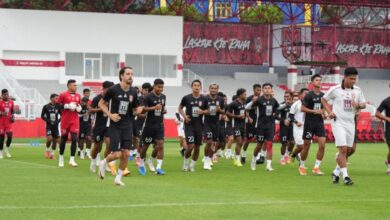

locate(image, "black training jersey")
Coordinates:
246 95 257 123
144 92 166 129
228 100 246 128
180 94 207 126
79 105 91 128
377 96 390 126
135 95 146 126
253 96 279 126
302 91 324 124
204 95 225 126
91 94 108 128
278 102 292 121
41 103 62 125
103 84 140 128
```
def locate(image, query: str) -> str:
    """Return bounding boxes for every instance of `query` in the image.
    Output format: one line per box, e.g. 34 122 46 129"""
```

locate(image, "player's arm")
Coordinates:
321 98 335 119
41 105 47 121
198 97 209 115
375 100 390 123
143 97 158 113
99 89 120 122
353 90 367 110
245 96 258 110
89 97 101 113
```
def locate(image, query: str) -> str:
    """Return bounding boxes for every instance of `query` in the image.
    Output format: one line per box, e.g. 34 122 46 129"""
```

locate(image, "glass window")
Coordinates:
143 55 160 78
216 3 232 18
102 54 119 77
65 53 83 76
161 55 176 78
125 54 142 77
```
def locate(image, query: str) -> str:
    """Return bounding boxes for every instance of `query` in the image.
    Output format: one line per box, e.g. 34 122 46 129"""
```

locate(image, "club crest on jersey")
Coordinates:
198 101 202 106
161 99 165 105
216 101 219 106
129 95 133 102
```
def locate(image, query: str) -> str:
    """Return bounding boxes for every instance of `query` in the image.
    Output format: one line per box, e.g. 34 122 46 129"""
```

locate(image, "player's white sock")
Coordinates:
183 158 189 170
266 160 272 168
285 150 290 156
86 148 90 156
300 160 305 168
157 159 163 170
115 169 123 182
333 165 341 176
340 167 349 178
388 162 390 169
241 150 246 158
190 160 196 167
314 160 322 168
91 158 96 167
148 157 153 163
70 156 75 162
46 147 50 151
260 150 266 156
136 152 140 157
140 159 145 167
235 155 240 162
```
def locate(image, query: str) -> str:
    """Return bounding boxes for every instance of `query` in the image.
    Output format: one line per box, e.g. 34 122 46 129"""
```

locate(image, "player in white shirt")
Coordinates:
322 67 366 185
288 88 308 171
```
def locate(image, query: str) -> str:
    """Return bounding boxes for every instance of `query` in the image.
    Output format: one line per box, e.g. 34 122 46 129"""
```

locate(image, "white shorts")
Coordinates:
331 121 355 148
177 124 185 138
293 125 304 146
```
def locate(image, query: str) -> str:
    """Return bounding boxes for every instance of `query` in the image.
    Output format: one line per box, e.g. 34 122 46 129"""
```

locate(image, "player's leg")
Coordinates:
58 126 69 167
264 127 275 171
69 132 78 166
45 135 53 159
183 126 194 172
51 136 59 159
0 129 4 159
85 129 92 159
78 133 85 160
190 129 202 172
279 126 287 165
386 144 390 175
155 139 165 175
115 148 130 186
332 124 353 185
98 128 122 179
204 127 214 170
233 128 243 167
251 132 264 171
300 123 313 174
313 136 326 175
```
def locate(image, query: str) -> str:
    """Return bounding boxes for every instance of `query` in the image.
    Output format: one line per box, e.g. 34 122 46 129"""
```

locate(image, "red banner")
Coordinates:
312 27 390 68
183 22 269 65
1 59 64 67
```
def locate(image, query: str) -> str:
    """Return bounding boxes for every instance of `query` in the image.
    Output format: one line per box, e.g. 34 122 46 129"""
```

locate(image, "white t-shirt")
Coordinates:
289 100 305 124
323 84 366 125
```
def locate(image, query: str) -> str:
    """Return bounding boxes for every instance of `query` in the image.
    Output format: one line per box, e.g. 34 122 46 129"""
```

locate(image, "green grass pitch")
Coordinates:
0 140 389 220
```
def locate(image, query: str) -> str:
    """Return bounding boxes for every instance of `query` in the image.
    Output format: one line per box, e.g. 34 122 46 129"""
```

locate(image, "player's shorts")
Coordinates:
141 126 164 145
133 119 144 138
46 123 60 138
225 123 234 137
331 121 355 148
61 121 79 135
92 125 109 143
303 121 326 140
293 124 304 145
245 123 256 140
79 126 92 139
177 123 185 138
233 125 245 139
0 122 13 135
256 124 275 143
108 125 132 152
385 125 390 146
218 124 226 143
280 124 294 144
204 123 219 141
184 124 203 146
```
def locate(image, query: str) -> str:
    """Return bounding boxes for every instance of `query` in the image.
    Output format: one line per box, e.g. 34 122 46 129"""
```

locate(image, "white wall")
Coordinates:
2 51 60 80
0 9 183 85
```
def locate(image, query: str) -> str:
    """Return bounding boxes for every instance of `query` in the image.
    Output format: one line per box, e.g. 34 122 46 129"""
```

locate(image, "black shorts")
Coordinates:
141 126 164 145
245 123 256 140
92 125 109 143
279 124 294 144
386 126 390 146
233 125 245 139
108 125 132 152
256 124 275 143
79 126 92 139
303 121 326 140
184 124 203 146
46 124 60 138
204 123 219 142
133 119 143 138
218 124 226 143
225 123 234 136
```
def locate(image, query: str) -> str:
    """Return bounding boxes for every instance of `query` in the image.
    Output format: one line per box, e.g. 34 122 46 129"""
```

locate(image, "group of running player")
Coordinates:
31 66 390 186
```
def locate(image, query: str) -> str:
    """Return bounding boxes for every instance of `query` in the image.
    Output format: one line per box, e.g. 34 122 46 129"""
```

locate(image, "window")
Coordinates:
143 55 160 78
161 56 176 78
102 54 119 77
65 53 83 76
125 54 142 77
216 3 232 18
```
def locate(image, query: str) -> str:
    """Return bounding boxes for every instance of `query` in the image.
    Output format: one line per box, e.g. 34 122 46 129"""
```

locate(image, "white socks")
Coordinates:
157 159 163 170
340 167 349 178
314 160 322 168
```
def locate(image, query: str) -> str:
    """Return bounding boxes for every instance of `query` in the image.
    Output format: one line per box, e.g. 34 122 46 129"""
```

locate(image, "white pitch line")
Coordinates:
0 199 388 210
0 159 56 169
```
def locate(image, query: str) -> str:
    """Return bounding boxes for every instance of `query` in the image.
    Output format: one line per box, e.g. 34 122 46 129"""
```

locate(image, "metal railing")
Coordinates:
182 68 204 87
0 62 47 120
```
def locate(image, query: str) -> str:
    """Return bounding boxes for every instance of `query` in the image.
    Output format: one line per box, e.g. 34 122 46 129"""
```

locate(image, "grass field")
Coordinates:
0 140 389 220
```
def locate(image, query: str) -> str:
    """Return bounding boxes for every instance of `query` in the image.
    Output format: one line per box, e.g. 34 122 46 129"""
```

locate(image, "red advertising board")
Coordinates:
312 27 390 68
183 22 269 65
